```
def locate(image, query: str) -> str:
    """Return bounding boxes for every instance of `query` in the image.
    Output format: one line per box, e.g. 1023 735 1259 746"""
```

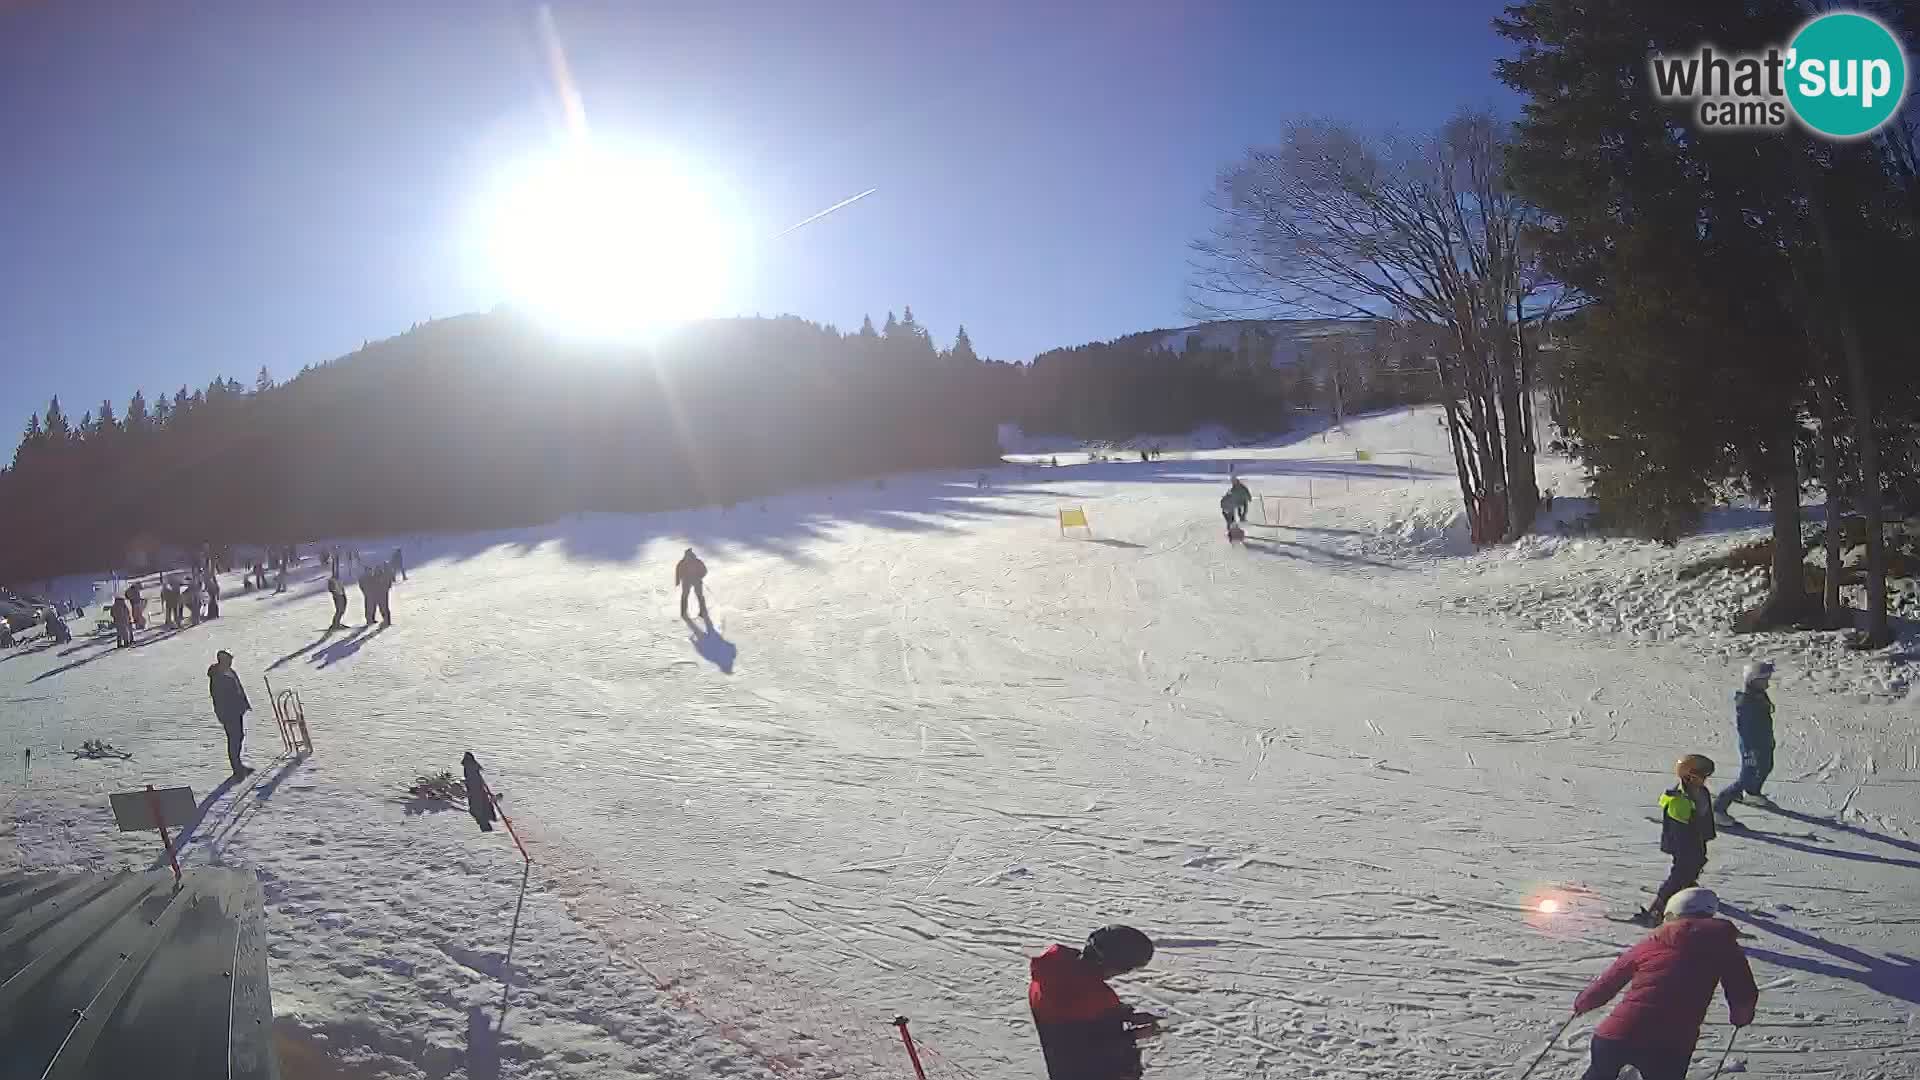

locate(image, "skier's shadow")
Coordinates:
1723 903 1920 1006
686 615 736 674
1760 805 1920 859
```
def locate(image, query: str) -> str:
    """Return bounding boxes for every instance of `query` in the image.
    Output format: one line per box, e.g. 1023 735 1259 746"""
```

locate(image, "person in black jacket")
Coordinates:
675 548 709 622
1029 926 1160 1080
111 593 133 648
208 649 253 776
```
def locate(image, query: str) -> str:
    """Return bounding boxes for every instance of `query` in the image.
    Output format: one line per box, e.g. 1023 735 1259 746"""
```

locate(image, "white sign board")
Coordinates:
109 786 196 832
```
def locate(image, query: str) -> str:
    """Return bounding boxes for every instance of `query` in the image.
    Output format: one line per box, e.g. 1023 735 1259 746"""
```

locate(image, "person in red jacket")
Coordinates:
1029 925 1160 1080
1572 888 1757 1080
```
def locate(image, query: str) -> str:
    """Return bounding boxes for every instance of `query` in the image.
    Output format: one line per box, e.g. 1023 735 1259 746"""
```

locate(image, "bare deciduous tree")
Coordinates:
1189 111 1564 540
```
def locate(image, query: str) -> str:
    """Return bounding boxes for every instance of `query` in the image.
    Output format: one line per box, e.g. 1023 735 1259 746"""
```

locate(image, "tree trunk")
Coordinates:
1816 375 1843 625
1796 144 1891 646
1759 424 1808 627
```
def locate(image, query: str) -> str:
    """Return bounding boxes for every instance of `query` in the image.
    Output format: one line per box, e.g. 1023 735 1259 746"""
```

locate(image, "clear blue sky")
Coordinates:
0 0 1517 437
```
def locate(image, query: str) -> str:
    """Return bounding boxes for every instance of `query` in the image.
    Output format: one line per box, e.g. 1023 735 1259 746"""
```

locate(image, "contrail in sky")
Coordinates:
774 188 877 238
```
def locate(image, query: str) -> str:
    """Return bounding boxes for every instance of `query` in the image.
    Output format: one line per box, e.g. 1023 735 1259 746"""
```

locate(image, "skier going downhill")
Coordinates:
1632 754 1717 927
675 547 709 622
1714 660 1776 827
1029 925 1161 1080
1572 887 1757 1080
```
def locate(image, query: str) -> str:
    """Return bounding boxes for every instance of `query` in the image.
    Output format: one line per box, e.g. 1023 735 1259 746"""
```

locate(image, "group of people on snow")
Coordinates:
1031 660 1778 1080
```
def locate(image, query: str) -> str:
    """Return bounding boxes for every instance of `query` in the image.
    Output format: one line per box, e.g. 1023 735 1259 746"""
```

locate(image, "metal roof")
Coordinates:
0 867 278 1080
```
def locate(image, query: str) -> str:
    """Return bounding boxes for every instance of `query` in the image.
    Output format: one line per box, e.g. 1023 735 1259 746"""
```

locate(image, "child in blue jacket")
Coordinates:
1714 660 1776 826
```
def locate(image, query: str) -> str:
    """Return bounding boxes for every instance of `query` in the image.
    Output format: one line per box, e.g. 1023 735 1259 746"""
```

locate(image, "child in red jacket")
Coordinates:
1030 926 1160 1080
1573 888 1757 1080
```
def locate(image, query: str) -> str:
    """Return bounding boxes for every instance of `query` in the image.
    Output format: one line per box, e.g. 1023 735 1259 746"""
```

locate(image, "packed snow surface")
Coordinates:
3 407 1916 1079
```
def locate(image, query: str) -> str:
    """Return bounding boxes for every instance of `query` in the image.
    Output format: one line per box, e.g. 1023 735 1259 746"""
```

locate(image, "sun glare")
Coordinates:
482 144 741 341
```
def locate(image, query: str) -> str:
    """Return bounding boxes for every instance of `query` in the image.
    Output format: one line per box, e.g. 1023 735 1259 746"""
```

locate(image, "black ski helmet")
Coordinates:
1084 925 1154 973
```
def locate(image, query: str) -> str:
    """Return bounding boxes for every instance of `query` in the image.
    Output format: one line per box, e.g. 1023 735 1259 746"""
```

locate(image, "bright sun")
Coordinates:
482 143 740 340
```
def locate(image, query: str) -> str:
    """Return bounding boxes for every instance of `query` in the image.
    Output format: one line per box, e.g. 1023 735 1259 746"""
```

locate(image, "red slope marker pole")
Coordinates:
146 784 182 887
892 1016 928 1080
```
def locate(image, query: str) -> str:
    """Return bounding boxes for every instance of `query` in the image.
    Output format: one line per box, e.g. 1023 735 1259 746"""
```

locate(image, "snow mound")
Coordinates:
1447 561 1919 701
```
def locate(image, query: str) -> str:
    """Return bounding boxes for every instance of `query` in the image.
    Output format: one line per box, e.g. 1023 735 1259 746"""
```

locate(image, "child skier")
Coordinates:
1572 887 1757 1080
1029 925 1161 1080
1714 660 1776 827
1632 754 1717 927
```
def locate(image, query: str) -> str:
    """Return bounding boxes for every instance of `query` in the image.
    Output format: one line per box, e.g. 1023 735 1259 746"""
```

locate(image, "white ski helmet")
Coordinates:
1742 659 1775 687
1665 887 1719 918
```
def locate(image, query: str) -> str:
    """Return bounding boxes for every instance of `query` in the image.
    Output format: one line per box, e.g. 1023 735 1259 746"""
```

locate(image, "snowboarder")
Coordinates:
675 548 709 622
463 751 497 833
1228 477 1251 522
111 592 133 648
1571 888 1757 1080
1632 754 1718 927
207 649 253 777
126 581 147 631
326 569 348 630
1030 925 1160 1080
1714 660 1776 827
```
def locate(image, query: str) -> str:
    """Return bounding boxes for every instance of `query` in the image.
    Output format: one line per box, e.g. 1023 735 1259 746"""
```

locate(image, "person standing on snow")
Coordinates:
160 576 180 629
326 568 348 630
207 649 253 777
204 570 222 619
111 592 133 648
1633 754 1718 926
1714 660 1777 827
1572 887 1757 1080
1029 925 1161 1080
391 547 406 582
366 561 395 627
675 548 709 622
126 581 147 631
1228 476 1252 522
1219 491 1239 532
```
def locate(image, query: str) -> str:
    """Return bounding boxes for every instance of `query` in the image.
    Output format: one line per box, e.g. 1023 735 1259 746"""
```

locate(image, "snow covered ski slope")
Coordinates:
3 408 1916 1079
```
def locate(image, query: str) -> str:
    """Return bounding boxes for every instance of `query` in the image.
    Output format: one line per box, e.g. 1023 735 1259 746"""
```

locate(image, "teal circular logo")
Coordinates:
1786 12 1907 138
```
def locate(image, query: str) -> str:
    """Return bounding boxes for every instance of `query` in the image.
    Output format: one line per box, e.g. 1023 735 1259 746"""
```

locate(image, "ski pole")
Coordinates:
891 1016 928 1080
1708 1027 1739 1079
1516 1015 1575 1080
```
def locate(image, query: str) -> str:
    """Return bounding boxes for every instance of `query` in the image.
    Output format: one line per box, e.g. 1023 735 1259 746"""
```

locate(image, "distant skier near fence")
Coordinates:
675 548 709 622
1030 925 1161 1080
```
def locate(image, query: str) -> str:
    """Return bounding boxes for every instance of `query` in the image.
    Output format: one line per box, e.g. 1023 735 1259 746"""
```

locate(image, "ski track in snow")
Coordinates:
4 407 1918 1079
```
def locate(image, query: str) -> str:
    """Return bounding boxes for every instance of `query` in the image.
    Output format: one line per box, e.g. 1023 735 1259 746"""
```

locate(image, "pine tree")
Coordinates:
255 366 275 394
126 390 150 432
882 311 900 339
153 394 172 426
950 325 979 365
173 387 190 417
14 414 42 469
95 398 117 434
858 315 879 340
44 396 69 443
